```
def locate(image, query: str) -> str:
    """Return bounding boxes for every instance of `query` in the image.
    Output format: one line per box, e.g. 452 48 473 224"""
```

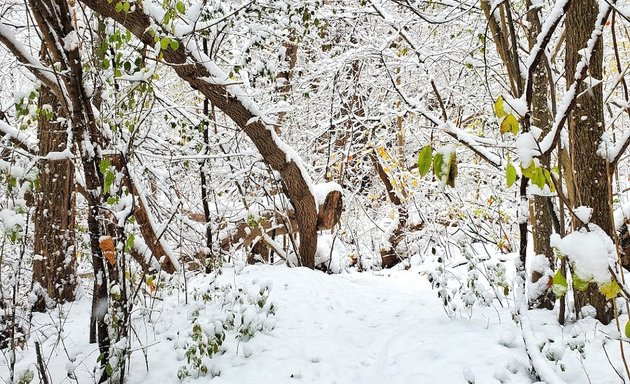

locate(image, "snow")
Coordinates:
62 31 79 51
0 208 25 229
0 24 60 87
614 203 630 230
314 233 349 273
601 129 630 162
42 148 74 161
6 266 534 383
0 120 38 153
515 132 539 168
527 254 553 303
550 224 615 285
573 206 592 225
504 95 528 118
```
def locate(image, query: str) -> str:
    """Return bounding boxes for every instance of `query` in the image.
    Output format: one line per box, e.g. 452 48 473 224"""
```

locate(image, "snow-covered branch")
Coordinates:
0 23 65 103
523 0 572 106
380 55 503 168
538 0 614 155
0 120 38 154
79 0 320 267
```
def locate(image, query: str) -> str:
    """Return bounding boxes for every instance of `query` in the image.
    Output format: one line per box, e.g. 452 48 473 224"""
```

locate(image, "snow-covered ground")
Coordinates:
206 266 530 384
3 265 628 383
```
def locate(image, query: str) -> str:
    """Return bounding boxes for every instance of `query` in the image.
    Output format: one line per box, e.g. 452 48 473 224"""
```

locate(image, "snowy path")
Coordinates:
206 266 532 384
10 266 538 384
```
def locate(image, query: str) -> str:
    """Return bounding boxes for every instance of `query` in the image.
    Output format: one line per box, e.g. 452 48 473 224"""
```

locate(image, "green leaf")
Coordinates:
160 37 170 50
417 145 432 177
494 96 507 118
599 280 621 300
99 158 111 174
433 153 444 180
572 273 590 292
521 161 535 178
170 39 180 50
176 1 186 14
104 170 115 195
125 233 135 252
532 167 546 189
115 1 123 12
543 169 556 192
625 320 630 338
552 269 568 297
506 163 517 188
122 1 130 12
499 114 519 135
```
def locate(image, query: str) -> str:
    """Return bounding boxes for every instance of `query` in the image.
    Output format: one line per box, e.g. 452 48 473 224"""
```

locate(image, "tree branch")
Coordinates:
78 0 319 267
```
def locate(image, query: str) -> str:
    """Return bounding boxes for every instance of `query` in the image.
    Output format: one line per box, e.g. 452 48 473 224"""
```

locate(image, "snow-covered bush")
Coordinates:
177 274 275 380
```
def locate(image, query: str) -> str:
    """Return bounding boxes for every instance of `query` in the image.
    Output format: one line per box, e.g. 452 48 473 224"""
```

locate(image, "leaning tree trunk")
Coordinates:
526 0 555 310
566 0 614 324
32 70 77 312
79 0 319 268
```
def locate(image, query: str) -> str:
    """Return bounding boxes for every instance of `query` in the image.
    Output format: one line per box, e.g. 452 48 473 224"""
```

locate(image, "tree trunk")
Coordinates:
566 0 614 324
32 78 77 311
371 150 407 268
526 1 555 309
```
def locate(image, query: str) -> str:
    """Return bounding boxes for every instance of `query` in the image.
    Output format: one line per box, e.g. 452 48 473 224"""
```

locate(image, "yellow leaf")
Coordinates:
494 96 507 118
377 146 391 160
500 114 519 135
599 280 621 300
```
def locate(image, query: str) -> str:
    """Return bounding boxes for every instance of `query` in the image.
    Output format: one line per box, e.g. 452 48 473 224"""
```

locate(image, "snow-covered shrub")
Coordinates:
177 274 275 380
424 241 509 318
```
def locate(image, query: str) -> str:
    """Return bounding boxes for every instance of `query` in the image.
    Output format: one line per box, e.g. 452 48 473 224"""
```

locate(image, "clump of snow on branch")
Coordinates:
550 224 615 285
312 182 342 207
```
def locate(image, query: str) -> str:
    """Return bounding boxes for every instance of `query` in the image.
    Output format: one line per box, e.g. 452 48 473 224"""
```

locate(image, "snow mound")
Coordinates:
315 233 349 273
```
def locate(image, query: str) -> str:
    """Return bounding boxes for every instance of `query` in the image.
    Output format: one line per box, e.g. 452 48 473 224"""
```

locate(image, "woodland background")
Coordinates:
0 0 629 382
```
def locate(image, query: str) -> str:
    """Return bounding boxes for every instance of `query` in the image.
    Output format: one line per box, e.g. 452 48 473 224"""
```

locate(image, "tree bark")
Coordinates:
526 1 555 310
32 80 77 311
79 0 318 268
566 0 614 324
